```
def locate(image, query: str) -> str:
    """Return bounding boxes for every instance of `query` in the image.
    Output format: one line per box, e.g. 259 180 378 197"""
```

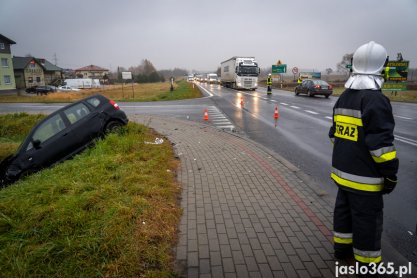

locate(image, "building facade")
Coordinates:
75 65 109 80
13 57 62 89
0 34 16 91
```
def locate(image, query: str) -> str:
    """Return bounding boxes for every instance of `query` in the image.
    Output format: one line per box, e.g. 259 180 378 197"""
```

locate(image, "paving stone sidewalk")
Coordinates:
132 115 337 278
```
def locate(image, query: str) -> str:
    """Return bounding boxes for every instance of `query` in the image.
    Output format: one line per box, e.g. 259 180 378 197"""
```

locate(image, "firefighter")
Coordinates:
329 41 399 266
297 77 302 84
267 73 272 94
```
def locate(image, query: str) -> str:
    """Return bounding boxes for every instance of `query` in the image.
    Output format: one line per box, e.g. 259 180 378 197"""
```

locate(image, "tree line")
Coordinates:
114 59 188 83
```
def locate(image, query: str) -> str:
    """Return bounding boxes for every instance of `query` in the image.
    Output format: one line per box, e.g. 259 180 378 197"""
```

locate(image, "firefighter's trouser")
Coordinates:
333 188 383 264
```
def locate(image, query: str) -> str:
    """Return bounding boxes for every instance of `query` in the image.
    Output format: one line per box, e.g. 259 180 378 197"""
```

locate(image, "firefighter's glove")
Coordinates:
383 176 397 194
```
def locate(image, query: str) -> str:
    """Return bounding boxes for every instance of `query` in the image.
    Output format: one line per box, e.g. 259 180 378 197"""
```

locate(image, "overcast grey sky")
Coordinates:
1 0 416 72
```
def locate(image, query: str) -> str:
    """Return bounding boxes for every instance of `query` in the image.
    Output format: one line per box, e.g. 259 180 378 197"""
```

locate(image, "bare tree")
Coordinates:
325 68 333 75
336 53 353 74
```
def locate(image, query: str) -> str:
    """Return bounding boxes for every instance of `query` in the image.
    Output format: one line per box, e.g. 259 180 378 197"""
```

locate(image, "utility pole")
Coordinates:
53 53 58 66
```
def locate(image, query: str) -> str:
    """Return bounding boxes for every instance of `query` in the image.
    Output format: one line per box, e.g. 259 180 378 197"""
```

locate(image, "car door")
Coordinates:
18 112 78 171
299 80 308 94
62 102 105 150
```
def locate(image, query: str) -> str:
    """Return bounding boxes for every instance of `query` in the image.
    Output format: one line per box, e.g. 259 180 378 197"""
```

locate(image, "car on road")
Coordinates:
0 94 128 187
58 85 80 92
295 79 333 98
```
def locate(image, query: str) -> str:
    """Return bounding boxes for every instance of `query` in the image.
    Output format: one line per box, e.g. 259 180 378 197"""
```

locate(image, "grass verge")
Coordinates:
0 114 182 277
0 80 202 103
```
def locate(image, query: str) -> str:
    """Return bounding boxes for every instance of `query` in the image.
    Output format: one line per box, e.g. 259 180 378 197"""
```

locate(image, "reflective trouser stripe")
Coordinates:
334 236 353 244
334 231 353 244
353 248 382 264
370 146 397 163
331 173 383 192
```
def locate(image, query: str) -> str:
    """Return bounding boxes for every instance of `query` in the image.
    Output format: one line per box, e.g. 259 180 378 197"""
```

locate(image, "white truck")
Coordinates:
63 78 101 89
220 56 260 90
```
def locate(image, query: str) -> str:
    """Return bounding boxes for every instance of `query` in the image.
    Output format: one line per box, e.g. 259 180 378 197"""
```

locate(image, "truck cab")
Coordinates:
221 57 260 90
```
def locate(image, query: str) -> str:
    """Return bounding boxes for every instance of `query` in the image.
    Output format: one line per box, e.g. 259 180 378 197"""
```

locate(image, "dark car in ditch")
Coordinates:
0 94 128 187
295 79 333 98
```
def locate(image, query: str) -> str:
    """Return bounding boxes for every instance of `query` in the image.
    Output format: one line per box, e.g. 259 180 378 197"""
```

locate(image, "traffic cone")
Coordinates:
274 105 279 120
240 96 244 107
203 108 209 121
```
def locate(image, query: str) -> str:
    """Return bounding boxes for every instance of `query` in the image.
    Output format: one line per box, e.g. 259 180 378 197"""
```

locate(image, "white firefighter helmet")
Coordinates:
352 41 387 75
345 41 387 90
268 73 271 76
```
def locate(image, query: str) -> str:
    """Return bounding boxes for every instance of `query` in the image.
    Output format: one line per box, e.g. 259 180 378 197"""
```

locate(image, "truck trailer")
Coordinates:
63 78 101 89
220 57 260 90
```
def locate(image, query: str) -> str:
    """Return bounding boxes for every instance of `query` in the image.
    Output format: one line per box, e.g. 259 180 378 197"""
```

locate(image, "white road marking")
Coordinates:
325 116 333 120
305 110 319 115
394 115 413 120
290 106 300 109
280 103 288 106
394 135 417 147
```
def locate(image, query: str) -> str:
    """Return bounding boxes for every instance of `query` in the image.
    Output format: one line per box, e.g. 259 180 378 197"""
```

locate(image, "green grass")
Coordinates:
0 113 46 160
0 114 181 277
0 80 202 103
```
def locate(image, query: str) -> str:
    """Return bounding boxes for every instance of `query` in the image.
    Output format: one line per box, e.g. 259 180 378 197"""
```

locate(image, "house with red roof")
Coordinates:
75 65 109 80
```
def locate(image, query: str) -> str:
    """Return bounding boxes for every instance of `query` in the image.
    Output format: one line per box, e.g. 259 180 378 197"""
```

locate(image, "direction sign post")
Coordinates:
272 64 287 74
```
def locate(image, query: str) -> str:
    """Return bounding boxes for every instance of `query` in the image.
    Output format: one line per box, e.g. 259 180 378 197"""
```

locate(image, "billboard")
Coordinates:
122 71 132 80
385 61 409 81
382 82 407 91
299 72 321 79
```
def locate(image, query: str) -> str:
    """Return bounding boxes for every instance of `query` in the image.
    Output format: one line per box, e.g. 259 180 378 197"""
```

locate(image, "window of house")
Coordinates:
4 75 11 85
0 43 5 49
1 58 8 67
29 63 36 68
36 77 41 82
28 77 33 83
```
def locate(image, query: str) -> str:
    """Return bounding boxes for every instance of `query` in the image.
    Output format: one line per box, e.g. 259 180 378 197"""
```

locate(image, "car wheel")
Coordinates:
295 88 299 96
325 95 329 99
308 90 313 97
105 120 123 134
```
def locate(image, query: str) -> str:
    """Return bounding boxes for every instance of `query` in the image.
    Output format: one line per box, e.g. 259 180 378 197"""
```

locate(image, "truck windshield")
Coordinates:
238 66 259 76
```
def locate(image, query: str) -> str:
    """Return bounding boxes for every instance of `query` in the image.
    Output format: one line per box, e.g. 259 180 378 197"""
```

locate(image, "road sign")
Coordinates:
382 82 407 91
386 61 409 81
346 64 352 69
122 71 132 80
292 67 298 74
272 64 287 74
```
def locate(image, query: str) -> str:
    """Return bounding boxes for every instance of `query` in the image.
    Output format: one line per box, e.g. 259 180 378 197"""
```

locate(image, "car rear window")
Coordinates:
313 80 329 86
64 103 91 124
87 97 101 107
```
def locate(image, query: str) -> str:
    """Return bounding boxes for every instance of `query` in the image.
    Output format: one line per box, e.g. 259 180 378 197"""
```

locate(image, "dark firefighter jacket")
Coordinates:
267 77 272 85
329 88 399 194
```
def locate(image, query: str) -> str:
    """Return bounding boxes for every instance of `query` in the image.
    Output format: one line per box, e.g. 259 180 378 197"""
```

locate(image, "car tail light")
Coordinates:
110 100 120 110
314 85 321 89
329 85 333 89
